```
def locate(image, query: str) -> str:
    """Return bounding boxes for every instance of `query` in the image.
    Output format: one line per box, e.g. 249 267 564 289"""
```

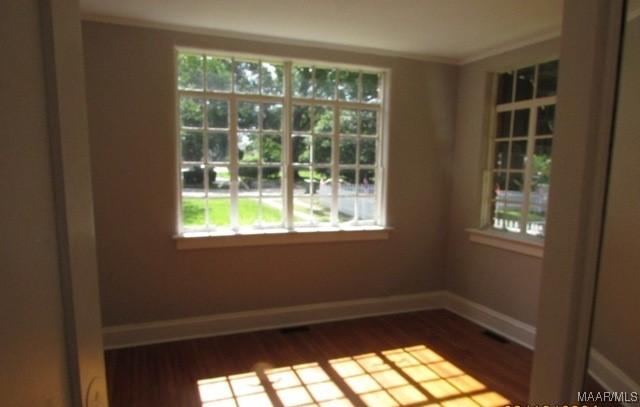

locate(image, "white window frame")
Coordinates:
174 47 391 247
471 60 557 256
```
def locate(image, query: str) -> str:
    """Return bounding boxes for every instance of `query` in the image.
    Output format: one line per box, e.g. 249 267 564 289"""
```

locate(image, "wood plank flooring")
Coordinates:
105 310 537 406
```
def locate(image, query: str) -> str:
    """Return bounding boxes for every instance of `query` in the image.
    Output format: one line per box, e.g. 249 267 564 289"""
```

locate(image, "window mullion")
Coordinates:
331 107 339 225
283 62 294 230
203 98 210 230
521 103 537 235
229 94 239 231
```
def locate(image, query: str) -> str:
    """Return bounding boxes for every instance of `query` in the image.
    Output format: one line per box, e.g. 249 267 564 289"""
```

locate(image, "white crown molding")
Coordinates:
457 3 640 66
80 13 459 65
459 29 561 65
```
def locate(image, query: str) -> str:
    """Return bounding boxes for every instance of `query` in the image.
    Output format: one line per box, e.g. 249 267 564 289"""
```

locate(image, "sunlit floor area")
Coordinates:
198 345 510 406
105 310 532 407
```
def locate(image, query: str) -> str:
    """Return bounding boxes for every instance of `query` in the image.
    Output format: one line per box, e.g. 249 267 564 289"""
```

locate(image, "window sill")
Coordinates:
175 226 392 250
466 228 544 258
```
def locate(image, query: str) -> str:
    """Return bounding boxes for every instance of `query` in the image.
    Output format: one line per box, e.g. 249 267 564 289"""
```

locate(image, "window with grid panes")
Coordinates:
487 60 558 238
177 50 385 234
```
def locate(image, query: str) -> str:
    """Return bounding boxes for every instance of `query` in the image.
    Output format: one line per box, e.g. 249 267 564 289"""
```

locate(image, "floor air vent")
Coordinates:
482 329 509 344
279 326 310 334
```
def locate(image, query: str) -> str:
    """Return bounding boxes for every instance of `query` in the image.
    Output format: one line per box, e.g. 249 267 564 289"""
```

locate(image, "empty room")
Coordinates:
2 0 639 406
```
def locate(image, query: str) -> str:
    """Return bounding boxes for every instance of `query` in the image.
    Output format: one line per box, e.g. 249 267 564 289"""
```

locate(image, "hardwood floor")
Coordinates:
105 310 533 406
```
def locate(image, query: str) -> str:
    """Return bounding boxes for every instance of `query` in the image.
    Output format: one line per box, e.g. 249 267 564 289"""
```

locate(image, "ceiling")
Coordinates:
80 0 564 64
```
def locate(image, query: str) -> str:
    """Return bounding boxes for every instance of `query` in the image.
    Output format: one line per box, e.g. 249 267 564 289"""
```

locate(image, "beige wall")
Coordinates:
445 39 559 326
82 21 458 327
590 16 640 384
0 1 69 405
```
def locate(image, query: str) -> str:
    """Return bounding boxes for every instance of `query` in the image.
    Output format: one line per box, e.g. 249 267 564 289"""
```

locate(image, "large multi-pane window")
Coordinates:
486 60 558 238
177 50 385 233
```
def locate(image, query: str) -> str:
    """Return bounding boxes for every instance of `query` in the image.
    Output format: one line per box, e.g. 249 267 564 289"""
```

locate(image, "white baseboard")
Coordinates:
103 291 445 349
103 290 637 399
589 349 639 397
440 293 638 399
442 292 537 349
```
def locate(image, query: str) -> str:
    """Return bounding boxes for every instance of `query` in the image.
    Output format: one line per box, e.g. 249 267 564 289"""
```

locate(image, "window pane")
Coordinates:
315 68 336 99
502 202 523 233
339 169 356 196
178 53 203 90
359 138 376 165
493 141 509 169
207 99 228 129
261 167 282 195
293 105 311 132
493 201 522 233
206 56 232 92
182 196 205 228
238 102 259 130
340 109 358 134
362 73 379 103
357 197 376 221
182 165 205 193
528 173 549 237
536 105 555 135
313 136 332 164
338 196 355 223
495 111 511 139
506 172 524 202
293 66 313 98
260 197 283 225
360 110 377 135
238 197 260 226
533 138 553 178
181 165 205 228
359 169 375 195
492 171 507 200
338 71 359 101
509 140 527 169
313 168 331 195
238 166 259 196
293 197 312 225
180 97 204 128
208 198 231 227
263 103 282 131
208 166 231 197
262 134 282 163
207 132 229 162
515 66 535 101
181 131 203 162
292 135 311 164
313 168 332 194
536 60 559 98
339 137 357 164
513 109 529 137
235 60 259 93
496 71 513 104
312 196 332 224
238 132 259 163
293 167 312 195
313 106 334 134
261 62 283 96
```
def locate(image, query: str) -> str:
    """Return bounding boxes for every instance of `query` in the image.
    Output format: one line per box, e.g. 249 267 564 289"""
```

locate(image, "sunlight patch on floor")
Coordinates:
197 344 510 407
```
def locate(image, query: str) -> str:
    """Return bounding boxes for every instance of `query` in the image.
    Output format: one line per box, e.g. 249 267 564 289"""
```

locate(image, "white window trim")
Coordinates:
175 226 392 250
466 228 543 258
473 61 557 254
174 47 391 246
